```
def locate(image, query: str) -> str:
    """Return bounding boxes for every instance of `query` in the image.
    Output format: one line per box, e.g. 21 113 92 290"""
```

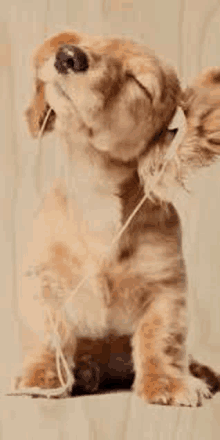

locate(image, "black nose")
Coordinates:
54 45 89 74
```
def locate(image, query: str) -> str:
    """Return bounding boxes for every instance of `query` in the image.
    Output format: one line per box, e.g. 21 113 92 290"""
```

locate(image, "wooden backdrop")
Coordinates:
1 0 220 438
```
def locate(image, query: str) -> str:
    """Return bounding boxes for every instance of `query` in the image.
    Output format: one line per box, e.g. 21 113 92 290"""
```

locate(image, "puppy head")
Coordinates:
26 31 180 162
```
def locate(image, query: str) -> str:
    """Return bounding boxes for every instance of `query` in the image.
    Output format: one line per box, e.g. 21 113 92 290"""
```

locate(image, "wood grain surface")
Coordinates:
1 0 220 438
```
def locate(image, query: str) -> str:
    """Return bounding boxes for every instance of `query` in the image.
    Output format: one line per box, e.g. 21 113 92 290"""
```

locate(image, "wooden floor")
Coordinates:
2 0 220 438
1 392 220 439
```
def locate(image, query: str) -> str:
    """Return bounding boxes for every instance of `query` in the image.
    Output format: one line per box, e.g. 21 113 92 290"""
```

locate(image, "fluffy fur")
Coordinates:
17 31 220 406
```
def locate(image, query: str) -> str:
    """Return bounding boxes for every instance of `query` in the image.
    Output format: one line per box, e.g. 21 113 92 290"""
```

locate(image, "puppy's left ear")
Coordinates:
127 56 181 131
25 78 56 138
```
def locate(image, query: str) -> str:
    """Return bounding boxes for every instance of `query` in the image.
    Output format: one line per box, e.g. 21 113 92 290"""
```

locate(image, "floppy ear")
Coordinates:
25 78 56 138
139 67 220 204
127 55 181 133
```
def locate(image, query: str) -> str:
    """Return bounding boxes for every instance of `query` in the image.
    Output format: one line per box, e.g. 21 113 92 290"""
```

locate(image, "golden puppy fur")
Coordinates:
17 30 220 405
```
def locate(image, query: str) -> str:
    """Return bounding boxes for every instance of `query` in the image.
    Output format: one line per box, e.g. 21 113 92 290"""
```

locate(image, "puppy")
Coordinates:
17 31 220 406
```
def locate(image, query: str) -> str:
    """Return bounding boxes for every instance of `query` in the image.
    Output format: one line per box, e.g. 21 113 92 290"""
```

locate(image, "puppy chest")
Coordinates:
71 184 122 259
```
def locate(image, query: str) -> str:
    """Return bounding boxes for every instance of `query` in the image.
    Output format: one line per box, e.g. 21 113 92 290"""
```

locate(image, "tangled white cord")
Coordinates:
7 108 186 399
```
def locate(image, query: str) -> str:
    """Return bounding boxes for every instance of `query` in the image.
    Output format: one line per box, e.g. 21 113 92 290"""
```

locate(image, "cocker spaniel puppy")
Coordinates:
16 30 220 406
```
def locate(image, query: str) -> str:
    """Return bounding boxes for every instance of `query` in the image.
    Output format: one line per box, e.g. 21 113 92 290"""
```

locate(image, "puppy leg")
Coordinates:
17 264 77 395
132 292 211 406
15 326 76 396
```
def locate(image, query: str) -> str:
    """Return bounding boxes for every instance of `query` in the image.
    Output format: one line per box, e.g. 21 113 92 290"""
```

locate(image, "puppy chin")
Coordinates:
94 142 145 162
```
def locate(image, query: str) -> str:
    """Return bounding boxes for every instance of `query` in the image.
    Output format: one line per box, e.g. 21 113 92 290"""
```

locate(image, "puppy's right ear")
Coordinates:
25 78 56 138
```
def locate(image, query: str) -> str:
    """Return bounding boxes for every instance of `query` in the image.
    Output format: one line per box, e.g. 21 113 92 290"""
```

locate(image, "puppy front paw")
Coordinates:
171 376 212 407
134 374 212 407
12 350 75 398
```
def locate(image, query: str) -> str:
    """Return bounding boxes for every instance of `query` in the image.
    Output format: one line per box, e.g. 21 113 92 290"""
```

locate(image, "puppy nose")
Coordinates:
54 45 89 74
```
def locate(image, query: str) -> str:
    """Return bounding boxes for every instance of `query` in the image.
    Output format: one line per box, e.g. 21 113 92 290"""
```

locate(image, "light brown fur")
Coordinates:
17 31 220 405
